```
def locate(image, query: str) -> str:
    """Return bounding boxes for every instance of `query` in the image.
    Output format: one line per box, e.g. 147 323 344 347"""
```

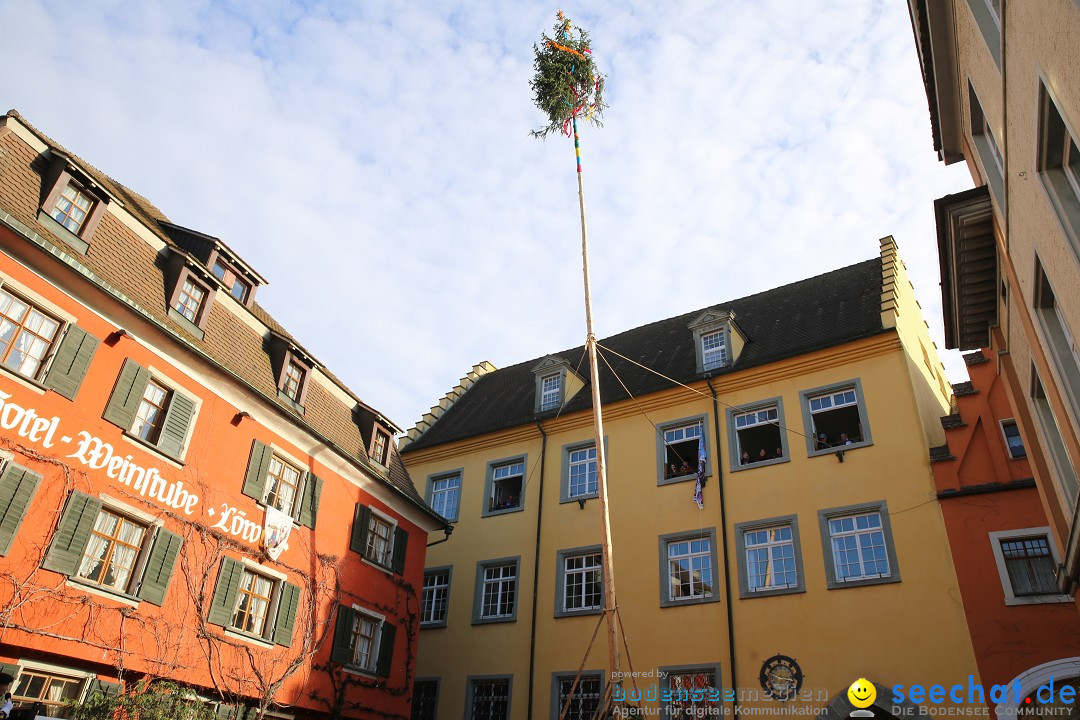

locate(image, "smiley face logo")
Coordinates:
848 678 876 709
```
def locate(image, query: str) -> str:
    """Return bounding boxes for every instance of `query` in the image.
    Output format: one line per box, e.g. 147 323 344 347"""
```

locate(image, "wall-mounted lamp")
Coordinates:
835 449 845 463
105 329 128 346
231 410 252 427
578 498 587 509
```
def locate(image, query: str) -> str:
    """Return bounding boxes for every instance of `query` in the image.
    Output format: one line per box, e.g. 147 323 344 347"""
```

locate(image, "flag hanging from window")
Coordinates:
693 435 706 509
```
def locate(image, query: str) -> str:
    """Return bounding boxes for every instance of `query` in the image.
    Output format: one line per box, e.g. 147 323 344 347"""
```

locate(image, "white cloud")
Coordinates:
0 0 973 429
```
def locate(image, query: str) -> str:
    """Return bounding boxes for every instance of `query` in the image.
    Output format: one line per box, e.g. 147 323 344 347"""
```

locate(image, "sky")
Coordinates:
0 0 975 432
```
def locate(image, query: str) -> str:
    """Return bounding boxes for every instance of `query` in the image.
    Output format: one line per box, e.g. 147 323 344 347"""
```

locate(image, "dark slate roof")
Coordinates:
940 414 967 430
963 350 989 365
404 258 888 452
951 381 976 397
930 444 956 463
0 110 432 516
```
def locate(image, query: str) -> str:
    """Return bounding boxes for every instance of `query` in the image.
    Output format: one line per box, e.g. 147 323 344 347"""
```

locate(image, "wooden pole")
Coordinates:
572 114 622 691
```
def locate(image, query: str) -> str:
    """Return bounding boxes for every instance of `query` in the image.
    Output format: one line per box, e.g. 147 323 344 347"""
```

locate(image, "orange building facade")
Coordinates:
932 349 1080 704
0 111 447 719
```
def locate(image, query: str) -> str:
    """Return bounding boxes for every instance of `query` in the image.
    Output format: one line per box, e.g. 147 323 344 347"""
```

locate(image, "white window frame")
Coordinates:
10 662 94 716
420 566 452 628
989 527 1071 606
728 397 790 471
540 373 562 411
427 470 462 522
744 525 798 593
800 379 872 456
657 415 710 486
658 528 720 607
364 507 398 568
701 330 727 371
345 603 385 675
263 449 305 518
818 502 901 589
473 557 520 624
482 456 527 517
999 419 1027 460
228 566 281 642
555 546 603 617
567 445 597 499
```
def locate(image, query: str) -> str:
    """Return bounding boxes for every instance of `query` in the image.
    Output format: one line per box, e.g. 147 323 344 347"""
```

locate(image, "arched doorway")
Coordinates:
998 658 1080 718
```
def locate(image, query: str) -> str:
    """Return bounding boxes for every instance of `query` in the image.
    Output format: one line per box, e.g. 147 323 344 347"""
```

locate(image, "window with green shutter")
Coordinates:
329 603 395 676
42 491 182 604
208 556 301 645
241 442 321 526
0 461 43 556
103 359 197 462
350 503 408 574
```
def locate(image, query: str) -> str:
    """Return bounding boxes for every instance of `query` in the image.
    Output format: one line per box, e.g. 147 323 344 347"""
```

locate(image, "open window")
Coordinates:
483 458 526 516
729 399 788 469
800 380 872 454
657 416 709 484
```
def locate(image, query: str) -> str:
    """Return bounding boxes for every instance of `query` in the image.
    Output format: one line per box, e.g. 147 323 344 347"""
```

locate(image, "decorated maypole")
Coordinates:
530 11 623 704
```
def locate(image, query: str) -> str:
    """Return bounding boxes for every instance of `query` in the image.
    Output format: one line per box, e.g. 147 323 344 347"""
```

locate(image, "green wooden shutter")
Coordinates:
330 604 355 665
391 526 409 575
43 325 99 400
349 504 371 555
0 462 42 556
102 359 150 429
241 441 272 501
296 472 322 528
207 557 244 627
136 528 183 606
42 491 101 575
272 581 301 647
375 622 396 677
157 391 195 460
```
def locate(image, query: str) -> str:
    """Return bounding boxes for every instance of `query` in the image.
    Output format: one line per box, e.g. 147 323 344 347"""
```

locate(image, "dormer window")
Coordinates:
211 258 252 303
267 332 314 414
50 183 94 234
540 373 562 411
701 331 727 371
164 249 218 340
688 309 745 374
532 356 581 414
282 360 305 402
38 158 110 254
371 428 391 466
174 278 207 323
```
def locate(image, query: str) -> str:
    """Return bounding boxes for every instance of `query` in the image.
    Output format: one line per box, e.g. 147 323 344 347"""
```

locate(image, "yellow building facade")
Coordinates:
401 239 979 720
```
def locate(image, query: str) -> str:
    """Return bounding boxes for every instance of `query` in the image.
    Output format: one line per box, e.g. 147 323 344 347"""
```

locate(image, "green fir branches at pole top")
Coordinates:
529 11 607 139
